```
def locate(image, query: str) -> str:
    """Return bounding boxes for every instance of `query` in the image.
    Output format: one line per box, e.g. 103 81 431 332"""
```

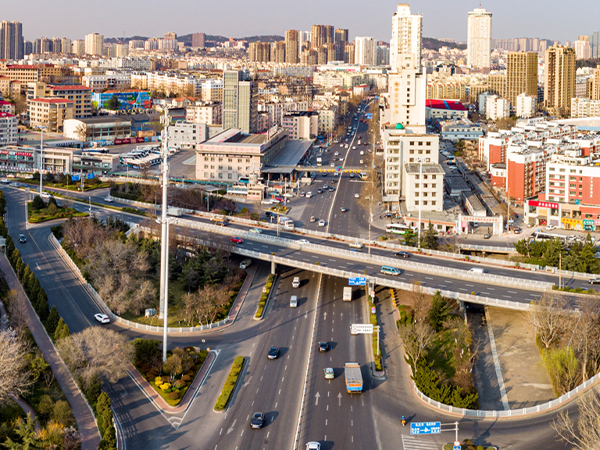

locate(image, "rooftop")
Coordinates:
48 85 91 91
405 163 445 174
0 111 15 118
426 99 467 111
30 98 73 104
67 117 132 125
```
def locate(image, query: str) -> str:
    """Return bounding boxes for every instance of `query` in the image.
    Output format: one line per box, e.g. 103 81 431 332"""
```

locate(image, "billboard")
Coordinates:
92 91 152 111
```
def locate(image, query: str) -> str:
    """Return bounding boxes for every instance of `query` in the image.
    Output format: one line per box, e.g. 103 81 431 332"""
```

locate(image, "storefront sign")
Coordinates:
561 218 582 227
529 200 559 209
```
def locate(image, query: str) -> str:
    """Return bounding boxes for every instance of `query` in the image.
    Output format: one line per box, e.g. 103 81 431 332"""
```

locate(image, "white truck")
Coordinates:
343 286 352 302
167 207 183 217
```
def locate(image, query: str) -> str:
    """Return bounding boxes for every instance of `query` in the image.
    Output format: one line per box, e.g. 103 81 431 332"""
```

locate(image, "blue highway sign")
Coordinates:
410 422 441 435
349 277 366 286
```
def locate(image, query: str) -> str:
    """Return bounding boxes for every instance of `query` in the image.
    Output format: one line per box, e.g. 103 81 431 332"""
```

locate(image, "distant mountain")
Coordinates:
423 37 466 51
104 34 284 45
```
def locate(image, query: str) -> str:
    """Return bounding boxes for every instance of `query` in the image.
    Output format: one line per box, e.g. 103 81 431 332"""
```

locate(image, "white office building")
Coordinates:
467 8 492 69
516 93 537 118
486 95 510 120
354 36 377 66
390 3 422 71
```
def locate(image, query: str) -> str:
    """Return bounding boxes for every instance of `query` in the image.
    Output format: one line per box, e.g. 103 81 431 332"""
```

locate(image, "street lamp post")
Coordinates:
38 127 47 196
417 159 423 249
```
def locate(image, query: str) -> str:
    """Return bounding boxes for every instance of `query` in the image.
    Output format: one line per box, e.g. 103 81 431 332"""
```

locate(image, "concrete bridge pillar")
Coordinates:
459 300 465 312
271 261 277 275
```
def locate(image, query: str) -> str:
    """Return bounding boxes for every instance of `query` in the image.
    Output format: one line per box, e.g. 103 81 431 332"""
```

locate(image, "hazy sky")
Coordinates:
3 0 598 44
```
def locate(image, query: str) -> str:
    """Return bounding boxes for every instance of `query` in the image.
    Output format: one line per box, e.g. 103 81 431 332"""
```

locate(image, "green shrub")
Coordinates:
167 392 179 400
182 374 192 382
214 356 245 411
174 380 186 389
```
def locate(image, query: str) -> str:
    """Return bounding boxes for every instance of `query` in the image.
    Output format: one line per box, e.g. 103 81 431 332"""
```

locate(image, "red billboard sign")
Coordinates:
529 200 559 209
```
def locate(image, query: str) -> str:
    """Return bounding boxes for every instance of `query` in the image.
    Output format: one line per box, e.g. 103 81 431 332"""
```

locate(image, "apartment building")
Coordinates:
167 122 208 150
186 102 222 125
0 63 39 84
200 78 223 103
63 117 132 142
544 45 576 115
28 98 73 132
506 143 558 202
317 106 337 135
82 73 131 91
282 111 318 140
0 100 15 115
0 111 18 145
404 163 444 212
516 93 537 118
467 8 492 69
485 95 510 120
570 97 600 118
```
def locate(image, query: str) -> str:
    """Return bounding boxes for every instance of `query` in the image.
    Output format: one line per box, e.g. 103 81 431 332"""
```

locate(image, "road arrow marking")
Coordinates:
315 392 320 406
227 419 237 435
338 393 342 406
323 312 327 321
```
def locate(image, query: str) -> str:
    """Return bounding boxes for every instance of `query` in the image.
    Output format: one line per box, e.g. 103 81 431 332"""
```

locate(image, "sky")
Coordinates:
3 0 598 44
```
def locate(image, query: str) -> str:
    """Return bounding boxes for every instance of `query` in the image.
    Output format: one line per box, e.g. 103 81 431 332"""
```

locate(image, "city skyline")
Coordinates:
1 0 598 45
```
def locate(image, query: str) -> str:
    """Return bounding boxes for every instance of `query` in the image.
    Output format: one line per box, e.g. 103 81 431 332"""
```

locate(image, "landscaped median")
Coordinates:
28 195 87 223
254 274 275 319
369 295 383 371
214 356 246 412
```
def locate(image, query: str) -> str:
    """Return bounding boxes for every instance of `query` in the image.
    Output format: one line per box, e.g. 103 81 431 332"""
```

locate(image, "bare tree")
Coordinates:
398 321 436 367
571 298 600 382
526 292 570 349
552 386 600 450
0 331 33 403
56 327 133 389
5 289 29 331
406 281 433 323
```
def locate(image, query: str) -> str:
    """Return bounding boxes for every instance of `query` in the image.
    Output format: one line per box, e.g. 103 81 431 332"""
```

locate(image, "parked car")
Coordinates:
250 412 265 429
267 347 279 360
94 313 110 324
230 237 243 244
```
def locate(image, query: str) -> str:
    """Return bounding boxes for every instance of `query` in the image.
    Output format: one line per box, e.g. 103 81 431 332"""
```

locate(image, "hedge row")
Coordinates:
369 297 383 371
214 356 245 411
254 274 275 318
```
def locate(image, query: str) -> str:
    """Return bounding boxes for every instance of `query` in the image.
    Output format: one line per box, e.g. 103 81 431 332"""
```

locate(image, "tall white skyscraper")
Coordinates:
467 8 492 68
390 4 422 71
355 36 377 65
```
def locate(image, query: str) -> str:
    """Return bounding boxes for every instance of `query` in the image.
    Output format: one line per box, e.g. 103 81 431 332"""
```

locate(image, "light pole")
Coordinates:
38 126 47 196
157 109 172 362
417 159 423 249
88 197 92 215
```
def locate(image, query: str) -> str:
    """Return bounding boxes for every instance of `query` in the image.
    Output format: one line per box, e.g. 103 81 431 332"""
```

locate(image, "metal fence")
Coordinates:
49 234 231 333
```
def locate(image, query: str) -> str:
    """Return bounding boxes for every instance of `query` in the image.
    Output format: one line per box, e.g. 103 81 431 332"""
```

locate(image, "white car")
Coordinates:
306 443 321 450
355 193 360 198
249 228 262 233
298 239 310 244
318 219 326 227
360 159 364 164
94 313 110 324
104 196 114 202
349 242 363 249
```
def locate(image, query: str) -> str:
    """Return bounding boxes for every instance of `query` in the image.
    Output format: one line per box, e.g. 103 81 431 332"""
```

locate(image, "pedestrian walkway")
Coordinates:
0 254 100 450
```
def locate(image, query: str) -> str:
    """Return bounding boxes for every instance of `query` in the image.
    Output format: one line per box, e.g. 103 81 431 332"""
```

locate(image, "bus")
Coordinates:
386 223 410 235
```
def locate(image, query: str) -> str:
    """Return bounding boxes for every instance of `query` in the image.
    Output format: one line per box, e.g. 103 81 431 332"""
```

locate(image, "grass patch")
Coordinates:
255 274 275 319
552 285 599 295
142 349 208 407
17 178 110 191
268 205 290 214
122 206 146 216
443 441 496 450
214 356 245 411
27 202 87 223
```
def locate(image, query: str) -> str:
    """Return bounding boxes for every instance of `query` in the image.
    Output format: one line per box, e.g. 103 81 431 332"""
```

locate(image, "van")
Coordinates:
290 295 298 308
468 267 486 274
380 266 401 276
292 277 300 288
239 259 251 269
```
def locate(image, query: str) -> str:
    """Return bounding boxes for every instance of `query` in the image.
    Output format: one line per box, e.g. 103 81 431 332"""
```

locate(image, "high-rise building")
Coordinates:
467 8 492 69
223 70 257 134
310 25 333 50
192 33 206 48
591 65 600 101
335 29 348 61
574 35 591 60
285 30 299 64
164 32 177 40
248 41 270 62
506 51 538 106
390 4 422 71
344 44 355 64
355 37 377 66
61 38 72 54
84 33 104 56
272 41 286 63
0 21 24 60
544 45 576 115
72 40 85 56
377 45 390 66
591 31 600 59
51 37 61 53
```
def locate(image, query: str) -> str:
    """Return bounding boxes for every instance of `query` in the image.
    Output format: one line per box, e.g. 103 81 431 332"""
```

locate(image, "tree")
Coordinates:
74 124 88 142
420 222 439 250
571 298 600 381
0 331 33 404
398 321 436 367
31 196 45 210
2 414 43 449
45 306 60 335
403 228 418 247
56 327 133 389
428 291 451 332
105 95 121 111
406 281 432 323
527 292 570 349
553 386 600 450
53 318 71 342
162 348 195 378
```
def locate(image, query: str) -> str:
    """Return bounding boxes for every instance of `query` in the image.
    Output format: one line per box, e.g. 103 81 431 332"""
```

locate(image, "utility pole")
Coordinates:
417 159 423 249
38 126 47 196
157 109 172 362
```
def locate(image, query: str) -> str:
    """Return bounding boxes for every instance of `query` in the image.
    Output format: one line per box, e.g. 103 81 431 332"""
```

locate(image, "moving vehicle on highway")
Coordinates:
316 157 322 166
250 412 265 429
318 219 326 227
230 237 243 244
394 251 410 258
267 347 279 360
380 266 401 276
292 277 300 288
340 207 348 212
18 234 26 243
349 242 363 249
589 278 600 285
306 442 321 450
318 342 329 352
324 367 334 379
344 362 363 393
290 295 298 307
343 286 352 301
94 313 110 324
239 259 252 269
249 228 262 233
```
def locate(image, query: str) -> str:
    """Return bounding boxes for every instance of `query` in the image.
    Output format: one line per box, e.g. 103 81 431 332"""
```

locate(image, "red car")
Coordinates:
230 237 243 244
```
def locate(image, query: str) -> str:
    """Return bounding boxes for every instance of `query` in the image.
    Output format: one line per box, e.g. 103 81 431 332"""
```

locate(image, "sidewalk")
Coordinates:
0 254 101 450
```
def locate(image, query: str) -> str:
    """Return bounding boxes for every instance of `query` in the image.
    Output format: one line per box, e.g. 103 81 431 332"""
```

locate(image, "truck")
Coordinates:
167 207 183 217
316 157 322 166
343 286 352 302
344 362 363 393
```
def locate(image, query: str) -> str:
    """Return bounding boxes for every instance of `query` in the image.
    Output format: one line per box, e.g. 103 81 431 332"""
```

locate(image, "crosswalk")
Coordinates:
401 434 441 450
